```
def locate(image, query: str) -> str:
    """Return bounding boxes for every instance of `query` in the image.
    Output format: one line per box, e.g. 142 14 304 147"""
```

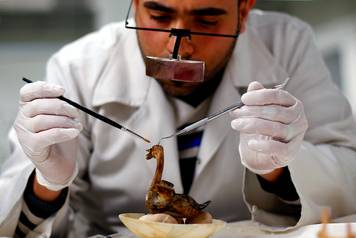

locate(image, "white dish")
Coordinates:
119 213 226 238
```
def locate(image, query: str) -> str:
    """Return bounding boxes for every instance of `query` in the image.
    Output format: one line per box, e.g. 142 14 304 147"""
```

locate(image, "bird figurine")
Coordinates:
145 145 210 220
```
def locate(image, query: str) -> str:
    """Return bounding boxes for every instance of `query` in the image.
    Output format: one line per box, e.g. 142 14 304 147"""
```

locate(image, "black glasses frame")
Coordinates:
124 0 242 59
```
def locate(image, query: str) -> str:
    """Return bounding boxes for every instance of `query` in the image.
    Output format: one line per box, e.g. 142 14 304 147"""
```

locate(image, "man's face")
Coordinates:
134 0 240 96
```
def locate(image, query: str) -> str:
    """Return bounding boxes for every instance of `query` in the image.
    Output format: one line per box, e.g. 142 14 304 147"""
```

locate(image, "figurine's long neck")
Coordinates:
150 151 164 188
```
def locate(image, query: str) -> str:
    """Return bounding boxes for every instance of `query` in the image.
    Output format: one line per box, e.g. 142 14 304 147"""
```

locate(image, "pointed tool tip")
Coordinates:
22 77 32 83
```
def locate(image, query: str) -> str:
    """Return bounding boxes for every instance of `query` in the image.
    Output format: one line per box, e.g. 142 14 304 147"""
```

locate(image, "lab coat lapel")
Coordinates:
195 70 241 177
195 26 289 178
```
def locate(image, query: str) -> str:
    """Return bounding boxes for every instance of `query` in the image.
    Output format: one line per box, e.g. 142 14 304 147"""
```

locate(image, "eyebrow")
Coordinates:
143 2 176 13
143 1 227 16
190 8 227 16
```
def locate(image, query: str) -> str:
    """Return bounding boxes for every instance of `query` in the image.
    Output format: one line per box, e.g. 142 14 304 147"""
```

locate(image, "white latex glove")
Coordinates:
14 81 83 191
231 81 308 174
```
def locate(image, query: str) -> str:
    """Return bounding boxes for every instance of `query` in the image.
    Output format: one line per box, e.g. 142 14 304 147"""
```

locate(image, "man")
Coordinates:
1 0 356 237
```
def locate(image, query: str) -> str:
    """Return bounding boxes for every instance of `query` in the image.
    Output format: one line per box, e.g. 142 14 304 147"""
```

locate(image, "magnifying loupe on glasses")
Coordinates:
125 0 241 83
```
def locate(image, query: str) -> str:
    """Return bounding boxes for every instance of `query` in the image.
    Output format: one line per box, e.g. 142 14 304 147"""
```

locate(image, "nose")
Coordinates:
166 21 195 59
167 36 194 59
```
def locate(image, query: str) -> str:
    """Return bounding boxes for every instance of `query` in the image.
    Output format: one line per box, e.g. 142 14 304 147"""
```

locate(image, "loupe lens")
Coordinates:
145 56 205 83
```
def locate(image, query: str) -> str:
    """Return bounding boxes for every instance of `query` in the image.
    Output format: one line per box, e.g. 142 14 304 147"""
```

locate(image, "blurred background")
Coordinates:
0 0 355 163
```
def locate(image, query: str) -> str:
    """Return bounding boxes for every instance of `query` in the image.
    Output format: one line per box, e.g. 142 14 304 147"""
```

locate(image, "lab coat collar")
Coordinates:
195 26 289 177
92 29 150 108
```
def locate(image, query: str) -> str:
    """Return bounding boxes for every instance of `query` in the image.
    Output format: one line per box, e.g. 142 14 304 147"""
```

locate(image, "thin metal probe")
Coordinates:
22 78 151 144
159 77 291 143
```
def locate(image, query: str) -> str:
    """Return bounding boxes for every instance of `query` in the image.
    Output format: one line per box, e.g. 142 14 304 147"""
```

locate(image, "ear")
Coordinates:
239 0 256 33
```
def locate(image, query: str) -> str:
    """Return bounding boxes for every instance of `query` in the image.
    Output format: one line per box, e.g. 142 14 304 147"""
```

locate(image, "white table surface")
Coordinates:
94 214 356 238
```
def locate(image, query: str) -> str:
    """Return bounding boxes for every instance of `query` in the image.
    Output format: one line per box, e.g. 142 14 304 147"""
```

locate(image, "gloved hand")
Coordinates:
231 81 308 174
14 81 82 191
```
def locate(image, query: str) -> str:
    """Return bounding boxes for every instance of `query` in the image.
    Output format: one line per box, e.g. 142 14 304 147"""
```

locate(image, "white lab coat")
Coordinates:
1 10 356 237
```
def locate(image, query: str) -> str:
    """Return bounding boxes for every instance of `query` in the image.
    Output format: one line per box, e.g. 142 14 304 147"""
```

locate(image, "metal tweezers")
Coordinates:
159 77 291 142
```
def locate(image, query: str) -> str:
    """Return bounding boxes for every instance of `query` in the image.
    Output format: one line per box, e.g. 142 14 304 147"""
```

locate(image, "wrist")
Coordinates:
257 167 299 201
33 174 62 202
34 162 78 192
24 171 69 219
259 167 285 183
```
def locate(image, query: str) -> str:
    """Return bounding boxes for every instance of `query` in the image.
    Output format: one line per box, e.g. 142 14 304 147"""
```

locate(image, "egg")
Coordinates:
139 213 178 224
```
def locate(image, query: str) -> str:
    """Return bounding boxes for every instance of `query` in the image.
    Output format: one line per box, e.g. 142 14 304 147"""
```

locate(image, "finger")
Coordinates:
231 103 301 124
31 128 81 150
20 81 64 102
14 121 81 157
239 135 277 170
231 82 264 118
247 81 264 92
231 117 304 141
247 133 304 166
25 114 83 133
21 98 80 118
241 88 296 107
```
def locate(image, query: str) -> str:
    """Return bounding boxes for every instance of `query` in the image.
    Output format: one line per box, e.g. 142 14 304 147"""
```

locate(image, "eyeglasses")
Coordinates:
124 0 242 60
